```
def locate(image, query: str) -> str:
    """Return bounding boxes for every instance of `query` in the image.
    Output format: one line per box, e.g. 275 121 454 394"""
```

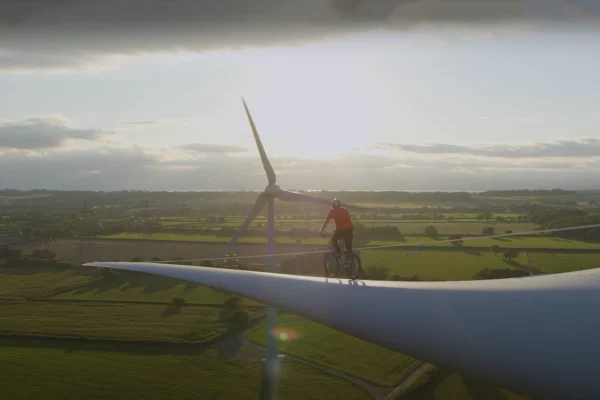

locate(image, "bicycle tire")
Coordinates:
346 251 362 280
323 252 340 277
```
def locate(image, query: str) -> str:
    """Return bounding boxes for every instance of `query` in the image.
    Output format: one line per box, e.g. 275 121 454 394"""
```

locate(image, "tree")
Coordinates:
449 234 463 246
503 249 519 262
482 226 495 235
171 297 187 308
491 245 502 256
230 310 250 329
424 225 438 237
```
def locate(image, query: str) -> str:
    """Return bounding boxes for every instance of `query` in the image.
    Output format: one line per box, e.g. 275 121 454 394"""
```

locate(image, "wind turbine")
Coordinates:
225 98 361 399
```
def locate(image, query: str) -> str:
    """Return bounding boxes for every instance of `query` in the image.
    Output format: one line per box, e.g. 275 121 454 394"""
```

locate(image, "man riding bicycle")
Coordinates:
319 198 354 265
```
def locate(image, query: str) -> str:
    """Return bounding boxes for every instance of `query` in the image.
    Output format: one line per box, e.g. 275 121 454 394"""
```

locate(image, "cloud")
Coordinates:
122 121 155 126
2 138 600 191
1 0 599 71
181 143 248 154
379 138 600 159
0 116 111 149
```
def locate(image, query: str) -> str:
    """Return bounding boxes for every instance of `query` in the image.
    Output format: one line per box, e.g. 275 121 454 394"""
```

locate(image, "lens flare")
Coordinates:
271 327 300 342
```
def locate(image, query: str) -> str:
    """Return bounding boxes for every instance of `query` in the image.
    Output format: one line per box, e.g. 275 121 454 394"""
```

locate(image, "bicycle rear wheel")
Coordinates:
345 251 362 280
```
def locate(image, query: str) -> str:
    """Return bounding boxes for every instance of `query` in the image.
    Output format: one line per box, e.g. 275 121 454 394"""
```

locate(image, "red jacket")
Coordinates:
326 207 353 230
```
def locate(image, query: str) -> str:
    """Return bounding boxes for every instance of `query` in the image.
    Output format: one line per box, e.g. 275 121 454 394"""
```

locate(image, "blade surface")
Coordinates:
277 189 368 210
242 98 276 185
224 194 267 253
82 261 600 400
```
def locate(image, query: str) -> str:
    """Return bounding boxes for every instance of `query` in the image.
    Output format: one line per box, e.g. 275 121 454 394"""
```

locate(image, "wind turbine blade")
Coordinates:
277 189 332 205
277 189 368 210
82 261 600 400
242 98 276 185
224 194 267 253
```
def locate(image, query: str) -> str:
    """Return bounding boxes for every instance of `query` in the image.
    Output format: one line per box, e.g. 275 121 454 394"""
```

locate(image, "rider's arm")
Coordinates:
319 210 332 233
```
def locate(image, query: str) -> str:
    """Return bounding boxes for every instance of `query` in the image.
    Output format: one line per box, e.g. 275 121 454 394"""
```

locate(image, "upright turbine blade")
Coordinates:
242 98 276 185
277 189 368 210
224 194 268 254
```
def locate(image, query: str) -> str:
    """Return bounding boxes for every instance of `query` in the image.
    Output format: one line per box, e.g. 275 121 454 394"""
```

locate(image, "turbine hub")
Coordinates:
264 184 281 197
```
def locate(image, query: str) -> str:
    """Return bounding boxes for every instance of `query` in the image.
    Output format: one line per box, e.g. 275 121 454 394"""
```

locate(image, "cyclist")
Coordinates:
319 198 354 265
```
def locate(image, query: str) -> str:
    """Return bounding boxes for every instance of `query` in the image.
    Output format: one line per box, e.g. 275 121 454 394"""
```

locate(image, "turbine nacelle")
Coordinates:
263 184 282 197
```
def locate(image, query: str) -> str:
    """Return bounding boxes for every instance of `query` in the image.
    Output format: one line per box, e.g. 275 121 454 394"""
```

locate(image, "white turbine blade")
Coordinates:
82 261 600 400
224 194 267 253
277 189 332 205
277 189 368 210
242 98 276 185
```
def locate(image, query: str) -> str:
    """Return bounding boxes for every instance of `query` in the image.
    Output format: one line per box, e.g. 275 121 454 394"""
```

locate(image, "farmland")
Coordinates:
0 339 370 400
247 319 423 387
2 188 600 399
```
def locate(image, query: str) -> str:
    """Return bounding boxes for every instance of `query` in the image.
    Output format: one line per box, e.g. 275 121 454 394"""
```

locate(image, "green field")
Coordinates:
248 319 422 387
404 369 529 400
368 236 600 250
53 272 263 306
528 253 600 274
0 269 96 300
0 340 370 400
0 301 244 343
360 250 527 281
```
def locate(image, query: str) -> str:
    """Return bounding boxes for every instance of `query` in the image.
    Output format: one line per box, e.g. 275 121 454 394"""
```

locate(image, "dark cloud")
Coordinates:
0 117 110 149
1 0 599 71
181 143 248 154
380 138 600 158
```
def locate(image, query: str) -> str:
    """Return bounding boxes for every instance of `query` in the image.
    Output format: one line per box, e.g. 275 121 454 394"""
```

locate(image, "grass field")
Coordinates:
0 269 96 300
403 369 530 400
247 319 422 387
0 339 370 400
528 253 600 274
53 272 263 306
360 250 526 281
0 301 244 343
368 236 600 250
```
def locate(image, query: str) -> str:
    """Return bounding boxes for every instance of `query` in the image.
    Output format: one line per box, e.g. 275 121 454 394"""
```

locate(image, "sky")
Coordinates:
1 0 600 191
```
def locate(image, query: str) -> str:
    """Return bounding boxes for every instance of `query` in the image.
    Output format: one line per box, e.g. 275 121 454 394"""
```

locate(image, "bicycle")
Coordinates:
321 232 362 280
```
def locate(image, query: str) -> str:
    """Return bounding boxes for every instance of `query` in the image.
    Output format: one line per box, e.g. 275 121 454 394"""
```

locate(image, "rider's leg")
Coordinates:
343 228 354 264
331 230 342 258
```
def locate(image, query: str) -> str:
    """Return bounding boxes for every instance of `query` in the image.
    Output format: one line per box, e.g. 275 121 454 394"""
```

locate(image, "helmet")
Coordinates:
331 198 341 208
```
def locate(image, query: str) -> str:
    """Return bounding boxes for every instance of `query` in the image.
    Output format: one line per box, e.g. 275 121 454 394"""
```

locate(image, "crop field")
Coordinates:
0 269 96 300
359 250 527 281
528 253 600 274
369 236 600 250
0 340 370 400
0 301 242 343
403 369 529 400
0 268 370 399
247 319 422 387
53 272 263 306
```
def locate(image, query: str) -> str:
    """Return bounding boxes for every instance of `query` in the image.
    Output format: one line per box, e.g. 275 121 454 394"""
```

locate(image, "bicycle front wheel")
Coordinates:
323 252 340 278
